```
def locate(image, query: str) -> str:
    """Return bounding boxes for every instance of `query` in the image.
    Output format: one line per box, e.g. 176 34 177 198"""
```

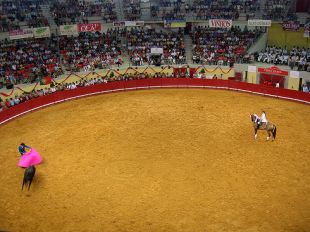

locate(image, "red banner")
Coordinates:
282 21 300 31
78 23 101 33
9 28 33 40
258 66 289 76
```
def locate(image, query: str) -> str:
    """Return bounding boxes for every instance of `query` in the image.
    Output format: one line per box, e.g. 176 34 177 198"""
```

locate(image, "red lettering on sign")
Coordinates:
209 19 232 28
78 23 102 33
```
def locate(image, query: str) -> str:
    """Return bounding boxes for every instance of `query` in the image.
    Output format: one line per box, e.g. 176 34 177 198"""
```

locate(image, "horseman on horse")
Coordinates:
253 111 268 129
250 111 277 141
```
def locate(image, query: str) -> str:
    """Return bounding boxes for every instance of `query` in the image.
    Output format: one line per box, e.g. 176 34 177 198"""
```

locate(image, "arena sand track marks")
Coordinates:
0 89 309 232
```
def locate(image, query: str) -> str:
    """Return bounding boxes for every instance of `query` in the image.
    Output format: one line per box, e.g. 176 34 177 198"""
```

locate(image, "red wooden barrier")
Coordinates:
0 79 309 125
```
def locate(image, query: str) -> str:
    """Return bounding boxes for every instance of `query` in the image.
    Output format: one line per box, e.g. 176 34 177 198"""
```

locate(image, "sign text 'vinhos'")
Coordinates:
209 19 232 28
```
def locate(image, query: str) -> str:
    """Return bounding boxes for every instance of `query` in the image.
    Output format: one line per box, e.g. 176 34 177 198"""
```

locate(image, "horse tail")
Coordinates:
272 126 277 140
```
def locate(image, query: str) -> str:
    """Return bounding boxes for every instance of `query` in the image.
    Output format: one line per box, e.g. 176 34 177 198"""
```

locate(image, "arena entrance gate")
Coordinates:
258 66 288 88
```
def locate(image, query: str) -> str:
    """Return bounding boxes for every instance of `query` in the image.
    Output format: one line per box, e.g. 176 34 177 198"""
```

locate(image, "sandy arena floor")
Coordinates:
0 89 309 232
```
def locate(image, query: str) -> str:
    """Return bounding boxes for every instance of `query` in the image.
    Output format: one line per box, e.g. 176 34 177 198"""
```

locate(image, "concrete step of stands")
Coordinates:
141 15 152 21
140 1 150 9
151 25 171 33
0 32 9 41
87 16 102 21
115 0 125 20
238 16 247 21
184 34 193 65
248 32 267 54
141 0 151 17
19 22 28 27
40 4 57 30
297 13 309 24
254 12 263 19
121 55 131 66
184 0 191 4
141 9 151 21
120 36 130 66
260 0 267 15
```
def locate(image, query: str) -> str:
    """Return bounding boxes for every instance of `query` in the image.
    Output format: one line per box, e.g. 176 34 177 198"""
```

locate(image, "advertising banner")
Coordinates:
124 21 144 27
258 66 288 76
128 46 146 50
290 71 300 78
248 66 257 73
135 21 145 27
164 20 186 28
9 28 33 40
33 27 51 38
209 19 232 28
150 48 163 54
59 24 78 36
282 21 300 31
78 23 102 33
124 21 136 27
248 20 271 27
113 21 125 27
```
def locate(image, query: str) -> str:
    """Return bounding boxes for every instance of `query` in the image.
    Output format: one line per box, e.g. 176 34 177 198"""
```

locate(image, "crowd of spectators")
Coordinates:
263 0 291 20
150 0 260 21
127 27 186 66
151 0 186 20
0 77 104 111
255 46 310 72
0 0 48 32
0 28 125 89
0 37 63 88
0 0 298 32
59 29 124 72
1 66 232 111
191 0 259 20
231 0 260 13
101 0 117 23
302 83 309 93
0 71 179 111
192 0 238 20
51 0 94 25
124 0 141 21
191 26 262 66
1 62 309 111
0 0 296 31
51 0 117 26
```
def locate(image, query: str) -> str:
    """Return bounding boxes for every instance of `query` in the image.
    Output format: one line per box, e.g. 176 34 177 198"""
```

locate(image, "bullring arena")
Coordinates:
0 75 310 231
1 0 310 230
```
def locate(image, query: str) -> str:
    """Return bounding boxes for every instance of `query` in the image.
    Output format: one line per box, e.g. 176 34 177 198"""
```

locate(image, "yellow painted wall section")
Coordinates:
247 72 257 84
268 23 309 49
287 77 300 91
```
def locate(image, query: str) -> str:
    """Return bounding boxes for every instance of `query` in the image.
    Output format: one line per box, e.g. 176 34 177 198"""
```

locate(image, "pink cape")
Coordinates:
18 148 43 168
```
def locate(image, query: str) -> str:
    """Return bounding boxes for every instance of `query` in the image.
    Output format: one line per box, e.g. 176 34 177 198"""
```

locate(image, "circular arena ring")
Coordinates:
0 80 310 231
